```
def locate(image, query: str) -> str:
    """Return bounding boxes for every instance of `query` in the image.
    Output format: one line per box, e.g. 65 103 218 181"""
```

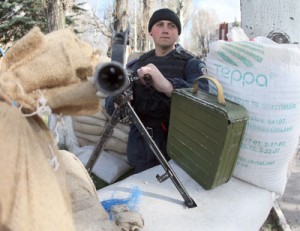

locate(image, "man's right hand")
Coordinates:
137 63 174 97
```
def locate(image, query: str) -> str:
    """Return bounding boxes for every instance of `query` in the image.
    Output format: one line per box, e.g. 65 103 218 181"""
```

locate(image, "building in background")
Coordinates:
210 22 236 42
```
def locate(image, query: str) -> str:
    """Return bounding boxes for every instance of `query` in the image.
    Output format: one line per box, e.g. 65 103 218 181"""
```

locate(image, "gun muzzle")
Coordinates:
94 61 130 96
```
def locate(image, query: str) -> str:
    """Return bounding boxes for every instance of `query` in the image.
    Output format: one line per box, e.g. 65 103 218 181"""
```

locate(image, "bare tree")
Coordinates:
127 0 139 51
187 9 219 57
76 1 115 56
162 0 191 28
89 4 114 38
138 0 155 51
113 0 128 31
82 0 197 54
83 0 129 56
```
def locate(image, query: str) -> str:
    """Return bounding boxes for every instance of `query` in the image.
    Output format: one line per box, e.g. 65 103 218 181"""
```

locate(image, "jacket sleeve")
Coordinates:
168 58 209 92
131 58 209 120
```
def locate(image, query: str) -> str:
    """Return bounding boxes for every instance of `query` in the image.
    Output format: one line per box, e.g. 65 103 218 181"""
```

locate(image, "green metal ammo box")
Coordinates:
167 76 248 190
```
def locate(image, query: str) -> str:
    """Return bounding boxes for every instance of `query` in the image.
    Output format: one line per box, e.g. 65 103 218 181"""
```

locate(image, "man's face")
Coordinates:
150 20 179 49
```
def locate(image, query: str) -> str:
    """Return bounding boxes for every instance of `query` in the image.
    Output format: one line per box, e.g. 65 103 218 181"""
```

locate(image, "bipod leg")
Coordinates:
126 101 197 208
85 104 122 173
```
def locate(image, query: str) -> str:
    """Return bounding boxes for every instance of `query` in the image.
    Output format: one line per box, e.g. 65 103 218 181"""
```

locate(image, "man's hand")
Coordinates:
137 63 173 97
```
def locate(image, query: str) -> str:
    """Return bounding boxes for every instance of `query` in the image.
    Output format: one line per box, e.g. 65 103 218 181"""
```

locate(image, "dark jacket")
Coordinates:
105 45 208 173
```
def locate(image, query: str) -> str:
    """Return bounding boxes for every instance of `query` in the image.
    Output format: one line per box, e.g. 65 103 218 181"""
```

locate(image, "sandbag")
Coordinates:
206 38 300 195
72 146 132 184
75 131 127 154
101 109 131 134
0 102 75 231
60 150 118 231
73 115 107 127
77 137 96 147
0 26 143 230
43 80 100 115
89 109 109 120
0 27 100 116
111 128 129 143
72 111 129 147
73 118 106 136
0 101 141 231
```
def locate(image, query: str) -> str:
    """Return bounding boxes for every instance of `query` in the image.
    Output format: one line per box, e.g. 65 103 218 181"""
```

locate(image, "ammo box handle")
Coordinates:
192 76 226 106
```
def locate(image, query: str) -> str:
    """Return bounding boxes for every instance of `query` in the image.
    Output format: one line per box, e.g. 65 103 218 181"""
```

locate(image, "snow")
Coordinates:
97 160 274 231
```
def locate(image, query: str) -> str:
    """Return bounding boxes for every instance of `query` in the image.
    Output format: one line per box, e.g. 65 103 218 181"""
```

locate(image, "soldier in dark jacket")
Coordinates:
106 8 208 173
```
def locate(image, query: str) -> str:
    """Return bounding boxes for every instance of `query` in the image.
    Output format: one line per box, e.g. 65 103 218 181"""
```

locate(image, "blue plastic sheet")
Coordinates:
101 186 141 219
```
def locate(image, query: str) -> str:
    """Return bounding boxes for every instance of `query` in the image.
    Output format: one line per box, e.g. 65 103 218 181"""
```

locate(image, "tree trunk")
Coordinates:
240 0 299 44
45 0 65 32
113 0 128 31
140 0 153 51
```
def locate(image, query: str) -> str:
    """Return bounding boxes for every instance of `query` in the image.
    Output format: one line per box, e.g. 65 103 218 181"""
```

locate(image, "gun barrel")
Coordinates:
94 61 130 96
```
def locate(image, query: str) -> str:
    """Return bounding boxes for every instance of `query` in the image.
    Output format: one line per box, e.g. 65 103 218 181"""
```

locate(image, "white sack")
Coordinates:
72 115 107 127
75 131 127 154
72 146 132 184
72 119 106 136
206 38 300 195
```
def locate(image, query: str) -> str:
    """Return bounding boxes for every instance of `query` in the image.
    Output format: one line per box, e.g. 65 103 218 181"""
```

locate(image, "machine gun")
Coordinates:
86 27 197 208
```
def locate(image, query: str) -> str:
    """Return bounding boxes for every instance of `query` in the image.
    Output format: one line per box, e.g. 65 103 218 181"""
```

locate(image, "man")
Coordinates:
106 8 208 173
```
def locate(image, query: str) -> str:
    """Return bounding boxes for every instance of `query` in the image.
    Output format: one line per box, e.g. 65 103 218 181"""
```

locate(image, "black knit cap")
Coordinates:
148 8 181 35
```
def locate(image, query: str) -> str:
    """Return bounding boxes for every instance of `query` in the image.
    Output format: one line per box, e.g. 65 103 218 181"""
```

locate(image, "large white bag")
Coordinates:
206 38 300 195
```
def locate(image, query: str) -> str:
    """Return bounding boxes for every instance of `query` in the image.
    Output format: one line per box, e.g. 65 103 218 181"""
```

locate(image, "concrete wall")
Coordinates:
240 0 299 44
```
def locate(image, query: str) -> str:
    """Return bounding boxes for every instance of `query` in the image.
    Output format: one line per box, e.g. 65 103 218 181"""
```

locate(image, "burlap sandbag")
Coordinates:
0 27 143 231
61 150 143 230
59 150 116 231
0 27 100 115
0 101 75 231
0 101 143 231
42 80 100 115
